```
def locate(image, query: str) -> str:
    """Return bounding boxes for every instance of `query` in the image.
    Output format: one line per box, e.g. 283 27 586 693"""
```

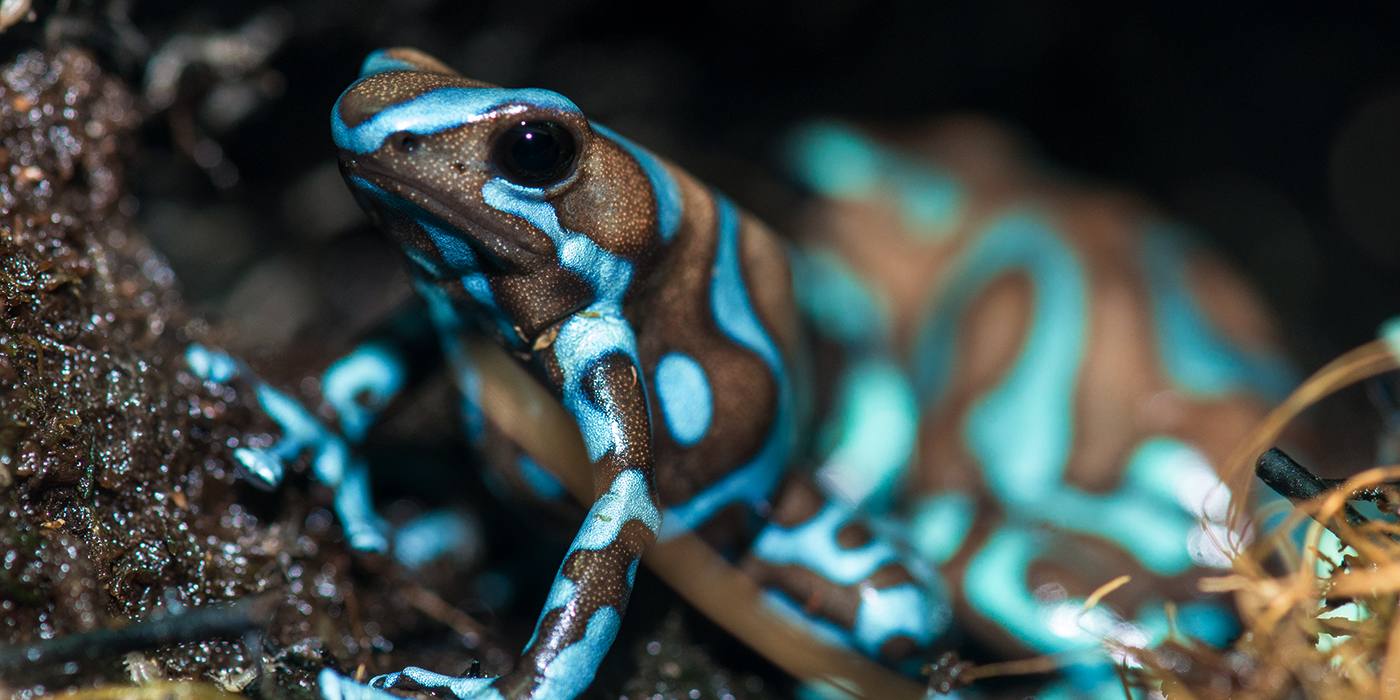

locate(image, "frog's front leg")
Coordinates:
186 343 393 551
369 312 659 700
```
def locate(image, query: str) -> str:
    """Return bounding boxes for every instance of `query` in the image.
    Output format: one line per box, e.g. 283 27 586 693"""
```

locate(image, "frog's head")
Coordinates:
332 48 678 344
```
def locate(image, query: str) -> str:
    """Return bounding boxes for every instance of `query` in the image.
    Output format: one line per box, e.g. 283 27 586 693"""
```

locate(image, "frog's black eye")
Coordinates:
492 121 576 187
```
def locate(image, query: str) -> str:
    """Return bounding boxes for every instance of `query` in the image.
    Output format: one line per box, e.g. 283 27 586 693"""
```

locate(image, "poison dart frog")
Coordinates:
187 48 1298 700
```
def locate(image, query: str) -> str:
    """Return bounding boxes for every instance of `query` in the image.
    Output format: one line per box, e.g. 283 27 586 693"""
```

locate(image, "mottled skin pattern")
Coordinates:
186 48 1299 700
788 118 1294 677
322 48 922 700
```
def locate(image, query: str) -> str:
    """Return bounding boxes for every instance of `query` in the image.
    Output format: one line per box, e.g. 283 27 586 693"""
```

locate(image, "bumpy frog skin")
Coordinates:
187 48 1298 700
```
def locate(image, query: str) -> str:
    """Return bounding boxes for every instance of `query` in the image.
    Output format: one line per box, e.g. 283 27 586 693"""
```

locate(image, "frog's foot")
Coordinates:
185 344 390 552
741 477 951 663
373 667 499 698
392 509 483 569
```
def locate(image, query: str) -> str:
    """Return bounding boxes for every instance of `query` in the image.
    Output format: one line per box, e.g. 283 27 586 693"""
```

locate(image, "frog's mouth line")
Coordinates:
342 157 551 269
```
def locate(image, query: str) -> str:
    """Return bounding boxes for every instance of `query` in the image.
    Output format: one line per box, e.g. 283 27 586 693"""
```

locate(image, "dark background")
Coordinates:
4 0 1395 365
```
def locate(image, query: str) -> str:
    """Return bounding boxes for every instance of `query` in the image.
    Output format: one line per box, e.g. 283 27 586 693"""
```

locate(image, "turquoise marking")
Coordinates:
751 500 949 652
659 195 792 539
232 447 283 488
321 669 410 700
1142 224 1297 402
552 313 642 461
185 344 236 383
480 176 642 459
852 583 944 655
483 178 633 303
1383 315 1400 359
789 247 890 346
813 359 918 509
418 282 486 444
517 454 567 501
962 527 1091 653
542 576 578 613
184 345 388 552
1032 486 1197 576
393 510 480 569
322 341 407 443
785 121 881 198
785 120 962 236
532 607 623 700
908 492 976 564
913 212 1086 506
751 504 900 585
590 123 682 242
332 86 583 155
347 175 519 345
370 667 500 700
893 162 962 231
654 352 713 446
567 469 661 550
358 51 423 78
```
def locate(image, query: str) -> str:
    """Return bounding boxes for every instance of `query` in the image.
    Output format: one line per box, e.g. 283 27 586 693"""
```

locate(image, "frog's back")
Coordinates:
787 116 1294 656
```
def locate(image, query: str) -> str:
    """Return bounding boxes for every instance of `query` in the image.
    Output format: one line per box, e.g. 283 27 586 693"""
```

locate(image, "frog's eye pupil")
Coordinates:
492 121 576 187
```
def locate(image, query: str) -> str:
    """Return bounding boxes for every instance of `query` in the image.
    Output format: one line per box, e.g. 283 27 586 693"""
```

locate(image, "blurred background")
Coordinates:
1 0 1393 368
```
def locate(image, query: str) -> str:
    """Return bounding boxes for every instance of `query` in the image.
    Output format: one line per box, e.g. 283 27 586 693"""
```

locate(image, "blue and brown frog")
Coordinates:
188 48 1297 700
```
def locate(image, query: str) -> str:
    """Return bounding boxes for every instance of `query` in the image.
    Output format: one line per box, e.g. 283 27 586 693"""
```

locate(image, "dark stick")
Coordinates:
1256 447 1369 527
0 592 279 673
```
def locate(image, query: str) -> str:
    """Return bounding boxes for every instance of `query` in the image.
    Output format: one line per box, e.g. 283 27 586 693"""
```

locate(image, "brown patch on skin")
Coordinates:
740 212 802 360
556 138 659 260
741 560 859 631
336 71 496 130
503 520 654 697
491 265 591 340
630 171 780 507
835 522 873 549
866 562 917 590
737 560 924 664
1185 252 1286 355
576 353 656 490
766 476 825 528
878 636 918 662
909 272 1030 497
1053 198 1165 492
375 47 460 76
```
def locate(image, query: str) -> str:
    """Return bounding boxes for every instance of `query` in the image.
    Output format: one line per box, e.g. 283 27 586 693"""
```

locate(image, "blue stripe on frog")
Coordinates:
786 121 963 237
417 281 487 444
789 247 891 347
751 501 946 655
321 341 407 443
812 358 918 510
482 178 634 306
590 123 682 243
358 51 423 77
912 211 1085 506
1141 224 1298 402
653 352 713 446
333 86 584 156
659 195 793 539
484 170 644 464
348 175 520 346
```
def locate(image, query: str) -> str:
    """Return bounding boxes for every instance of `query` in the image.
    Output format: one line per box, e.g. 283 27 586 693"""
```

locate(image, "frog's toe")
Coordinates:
318 669 400 700
392 509 483 569
233 447 285 490
185 344 240 383
372 667 499 698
